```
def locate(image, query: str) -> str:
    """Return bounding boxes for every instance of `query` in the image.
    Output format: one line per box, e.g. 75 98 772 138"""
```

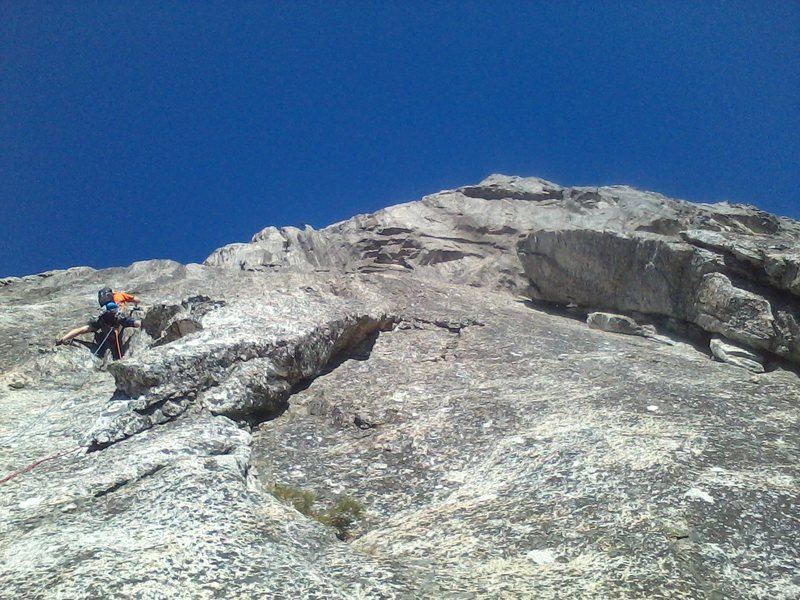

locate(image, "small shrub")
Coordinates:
270 483 365 540
272 483 316 516
317 497 366 540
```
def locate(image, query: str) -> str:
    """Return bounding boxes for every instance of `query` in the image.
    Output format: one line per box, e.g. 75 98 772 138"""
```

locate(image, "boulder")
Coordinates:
587 311 654 336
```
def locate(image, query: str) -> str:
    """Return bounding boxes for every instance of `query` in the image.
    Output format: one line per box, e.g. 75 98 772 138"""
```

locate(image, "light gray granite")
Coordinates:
1 176 799 599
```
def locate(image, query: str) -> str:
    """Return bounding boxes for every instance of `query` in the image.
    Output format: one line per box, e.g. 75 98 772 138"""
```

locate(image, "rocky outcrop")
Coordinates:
94 306 394 448
1 176 799 599
204 175 569 293
519 227 800 365
586 311 678 347
709 335 766 373
681 229 800 296
206 175 800 367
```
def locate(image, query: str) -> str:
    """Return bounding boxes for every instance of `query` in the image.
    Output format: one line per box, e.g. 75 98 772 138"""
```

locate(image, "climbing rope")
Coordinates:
1 307 149 485
0 331 112 462
0 446 83 485
2 305 151 485
92 326 115 358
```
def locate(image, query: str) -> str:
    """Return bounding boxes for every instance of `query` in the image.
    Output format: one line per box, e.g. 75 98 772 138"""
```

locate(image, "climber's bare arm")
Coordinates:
57 325 94 345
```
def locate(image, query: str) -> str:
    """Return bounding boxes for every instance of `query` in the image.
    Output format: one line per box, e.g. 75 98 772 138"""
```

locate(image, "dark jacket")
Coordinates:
87 311 137 332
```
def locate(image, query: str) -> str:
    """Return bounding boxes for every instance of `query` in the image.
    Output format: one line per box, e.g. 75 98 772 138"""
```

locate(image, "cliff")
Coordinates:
1 176 798 599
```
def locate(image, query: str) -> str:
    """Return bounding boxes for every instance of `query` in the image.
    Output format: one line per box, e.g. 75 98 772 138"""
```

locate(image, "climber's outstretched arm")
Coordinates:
57 325 94 345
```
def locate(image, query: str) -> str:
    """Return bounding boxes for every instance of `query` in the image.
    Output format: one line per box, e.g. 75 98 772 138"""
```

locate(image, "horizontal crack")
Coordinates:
93 464 166 498
402 316 484 333
416 233 502 248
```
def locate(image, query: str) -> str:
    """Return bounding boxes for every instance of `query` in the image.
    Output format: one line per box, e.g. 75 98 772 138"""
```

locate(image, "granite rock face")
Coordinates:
519 229 800 365
207 175 800 366
1 176 799 599
204 175 569 293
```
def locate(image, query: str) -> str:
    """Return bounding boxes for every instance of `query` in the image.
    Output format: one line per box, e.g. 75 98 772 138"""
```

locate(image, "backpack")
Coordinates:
97 309 120 329
98 287 114 307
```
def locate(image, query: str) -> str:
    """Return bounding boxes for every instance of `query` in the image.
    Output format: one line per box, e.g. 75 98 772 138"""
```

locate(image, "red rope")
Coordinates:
114 328 123 359
0 446 82 485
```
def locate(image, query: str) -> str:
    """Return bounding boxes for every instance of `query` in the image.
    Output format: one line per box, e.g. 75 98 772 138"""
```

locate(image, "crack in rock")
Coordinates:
93 464 167 498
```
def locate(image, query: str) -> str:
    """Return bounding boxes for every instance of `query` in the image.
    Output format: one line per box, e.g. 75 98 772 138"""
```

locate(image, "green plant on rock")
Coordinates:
270 483 365 541
272 483 316 516
317 497 365 541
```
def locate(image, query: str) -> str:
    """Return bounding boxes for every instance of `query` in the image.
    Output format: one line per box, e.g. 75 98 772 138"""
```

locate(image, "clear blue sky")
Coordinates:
2 1 798 277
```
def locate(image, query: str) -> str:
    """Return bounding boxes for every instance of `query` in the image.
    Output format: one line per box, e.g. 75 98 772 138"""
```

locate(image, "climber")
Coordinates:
56 302 142 360
97 286 142 312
